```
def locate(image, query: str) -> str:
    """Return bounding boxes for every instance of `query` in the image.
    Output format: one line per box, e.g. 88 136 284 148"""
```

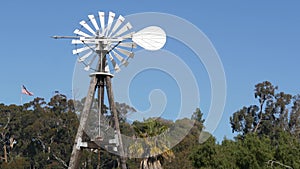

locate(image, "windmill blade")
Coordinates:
112 22 132 37
72 39 84 44
88 14 100 31
72 45 95 55
119 42 137 48
115 47 134 58
104 42 118 52
78 50 93 62
79 20 96 35
105 11 116 36
121 32 135 39
98 11 105 34
84 65 90 71
106 41 133 52
109 53 121 72
87 54 97 65
71 11 143 73
72 39 96 45
74 29 91 37
132 26 166 51
112 50 129 66
105 60 110 72
84 54 97 71
108 15 125 37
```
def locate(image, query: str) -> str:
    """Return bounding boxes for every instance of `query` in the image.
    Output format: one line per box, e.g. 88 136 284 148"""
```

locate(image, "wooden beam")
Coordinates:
105 76 127 169
68 75 97 169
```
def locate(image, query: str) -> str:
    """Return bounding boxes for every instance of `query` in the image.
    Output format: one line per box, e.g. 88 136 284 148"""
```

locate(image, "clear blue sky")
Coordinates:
1 1 300 142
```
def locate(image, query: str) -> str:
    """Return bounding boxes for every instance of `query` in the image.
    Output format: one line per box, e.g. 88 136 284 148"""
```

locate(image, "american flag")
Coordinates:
21 85 34 96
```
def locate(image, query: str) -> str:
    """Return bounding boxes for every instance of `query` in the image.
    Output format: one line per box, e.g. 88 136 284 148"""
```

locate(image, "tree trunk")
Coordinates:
3 145 7 163
140 158 163 169
253 101 264 133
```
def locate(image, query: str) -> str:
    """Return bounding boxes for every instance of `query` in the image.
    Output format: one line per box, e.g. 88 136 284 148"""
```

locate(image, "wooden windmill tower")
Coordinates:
53 11 166 169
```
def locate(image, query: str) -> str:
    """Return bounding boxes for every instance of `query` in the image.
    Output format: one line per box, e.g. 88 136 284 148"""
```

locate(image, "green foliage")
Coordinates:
190 136 217 168
272 131 300 168
189 81 300 169
226 81 300 169
235 134 273 169
0 94 78 168
230 81 299 138
0 81 299 169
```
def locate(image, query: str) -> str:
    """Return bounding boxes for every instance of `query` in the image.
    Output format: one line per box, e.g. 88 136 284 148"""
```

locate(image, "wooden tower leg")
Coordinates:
68 76 97 169
68 47 127 169
105 76 127 169
69 45 106 169
96 75 105 169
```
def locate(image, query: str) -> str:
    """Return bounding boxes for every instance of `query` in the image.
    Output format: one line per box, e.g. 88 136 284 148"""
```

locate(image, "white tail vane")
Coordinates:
132 26 166 51
71 11 166 74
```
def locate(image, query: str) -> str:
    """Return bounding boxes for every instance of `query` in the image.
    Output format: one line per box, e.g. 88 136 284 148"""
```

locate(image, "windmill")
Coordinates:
53 11 166 169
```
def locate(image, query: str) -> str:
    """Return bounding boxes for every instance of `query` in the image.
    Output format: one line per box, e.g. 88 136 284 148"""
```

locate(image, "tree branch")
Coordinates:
52 153 68 168
3 112 11 130
253 102 264 133
36 136 68 168
267 160 293 169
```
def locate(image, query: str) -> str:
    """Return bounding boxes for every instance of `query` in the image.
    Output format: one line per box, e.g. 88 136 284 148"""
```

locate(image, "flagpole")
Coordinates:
20 85 22 105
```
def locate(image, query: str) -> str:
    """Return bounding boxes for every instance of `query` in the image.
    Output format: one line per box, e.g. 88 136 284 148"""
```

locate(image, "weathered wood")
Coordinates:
68 75 97 169
69 43 127 169
97 75 105 138
105 76 127 169
96 60 105 169
69 44 106 169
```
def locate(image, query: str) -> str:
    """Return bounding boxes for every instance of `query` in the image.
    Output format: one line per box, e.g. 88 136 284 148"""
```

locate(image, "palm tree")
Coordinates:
129 119 174 169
